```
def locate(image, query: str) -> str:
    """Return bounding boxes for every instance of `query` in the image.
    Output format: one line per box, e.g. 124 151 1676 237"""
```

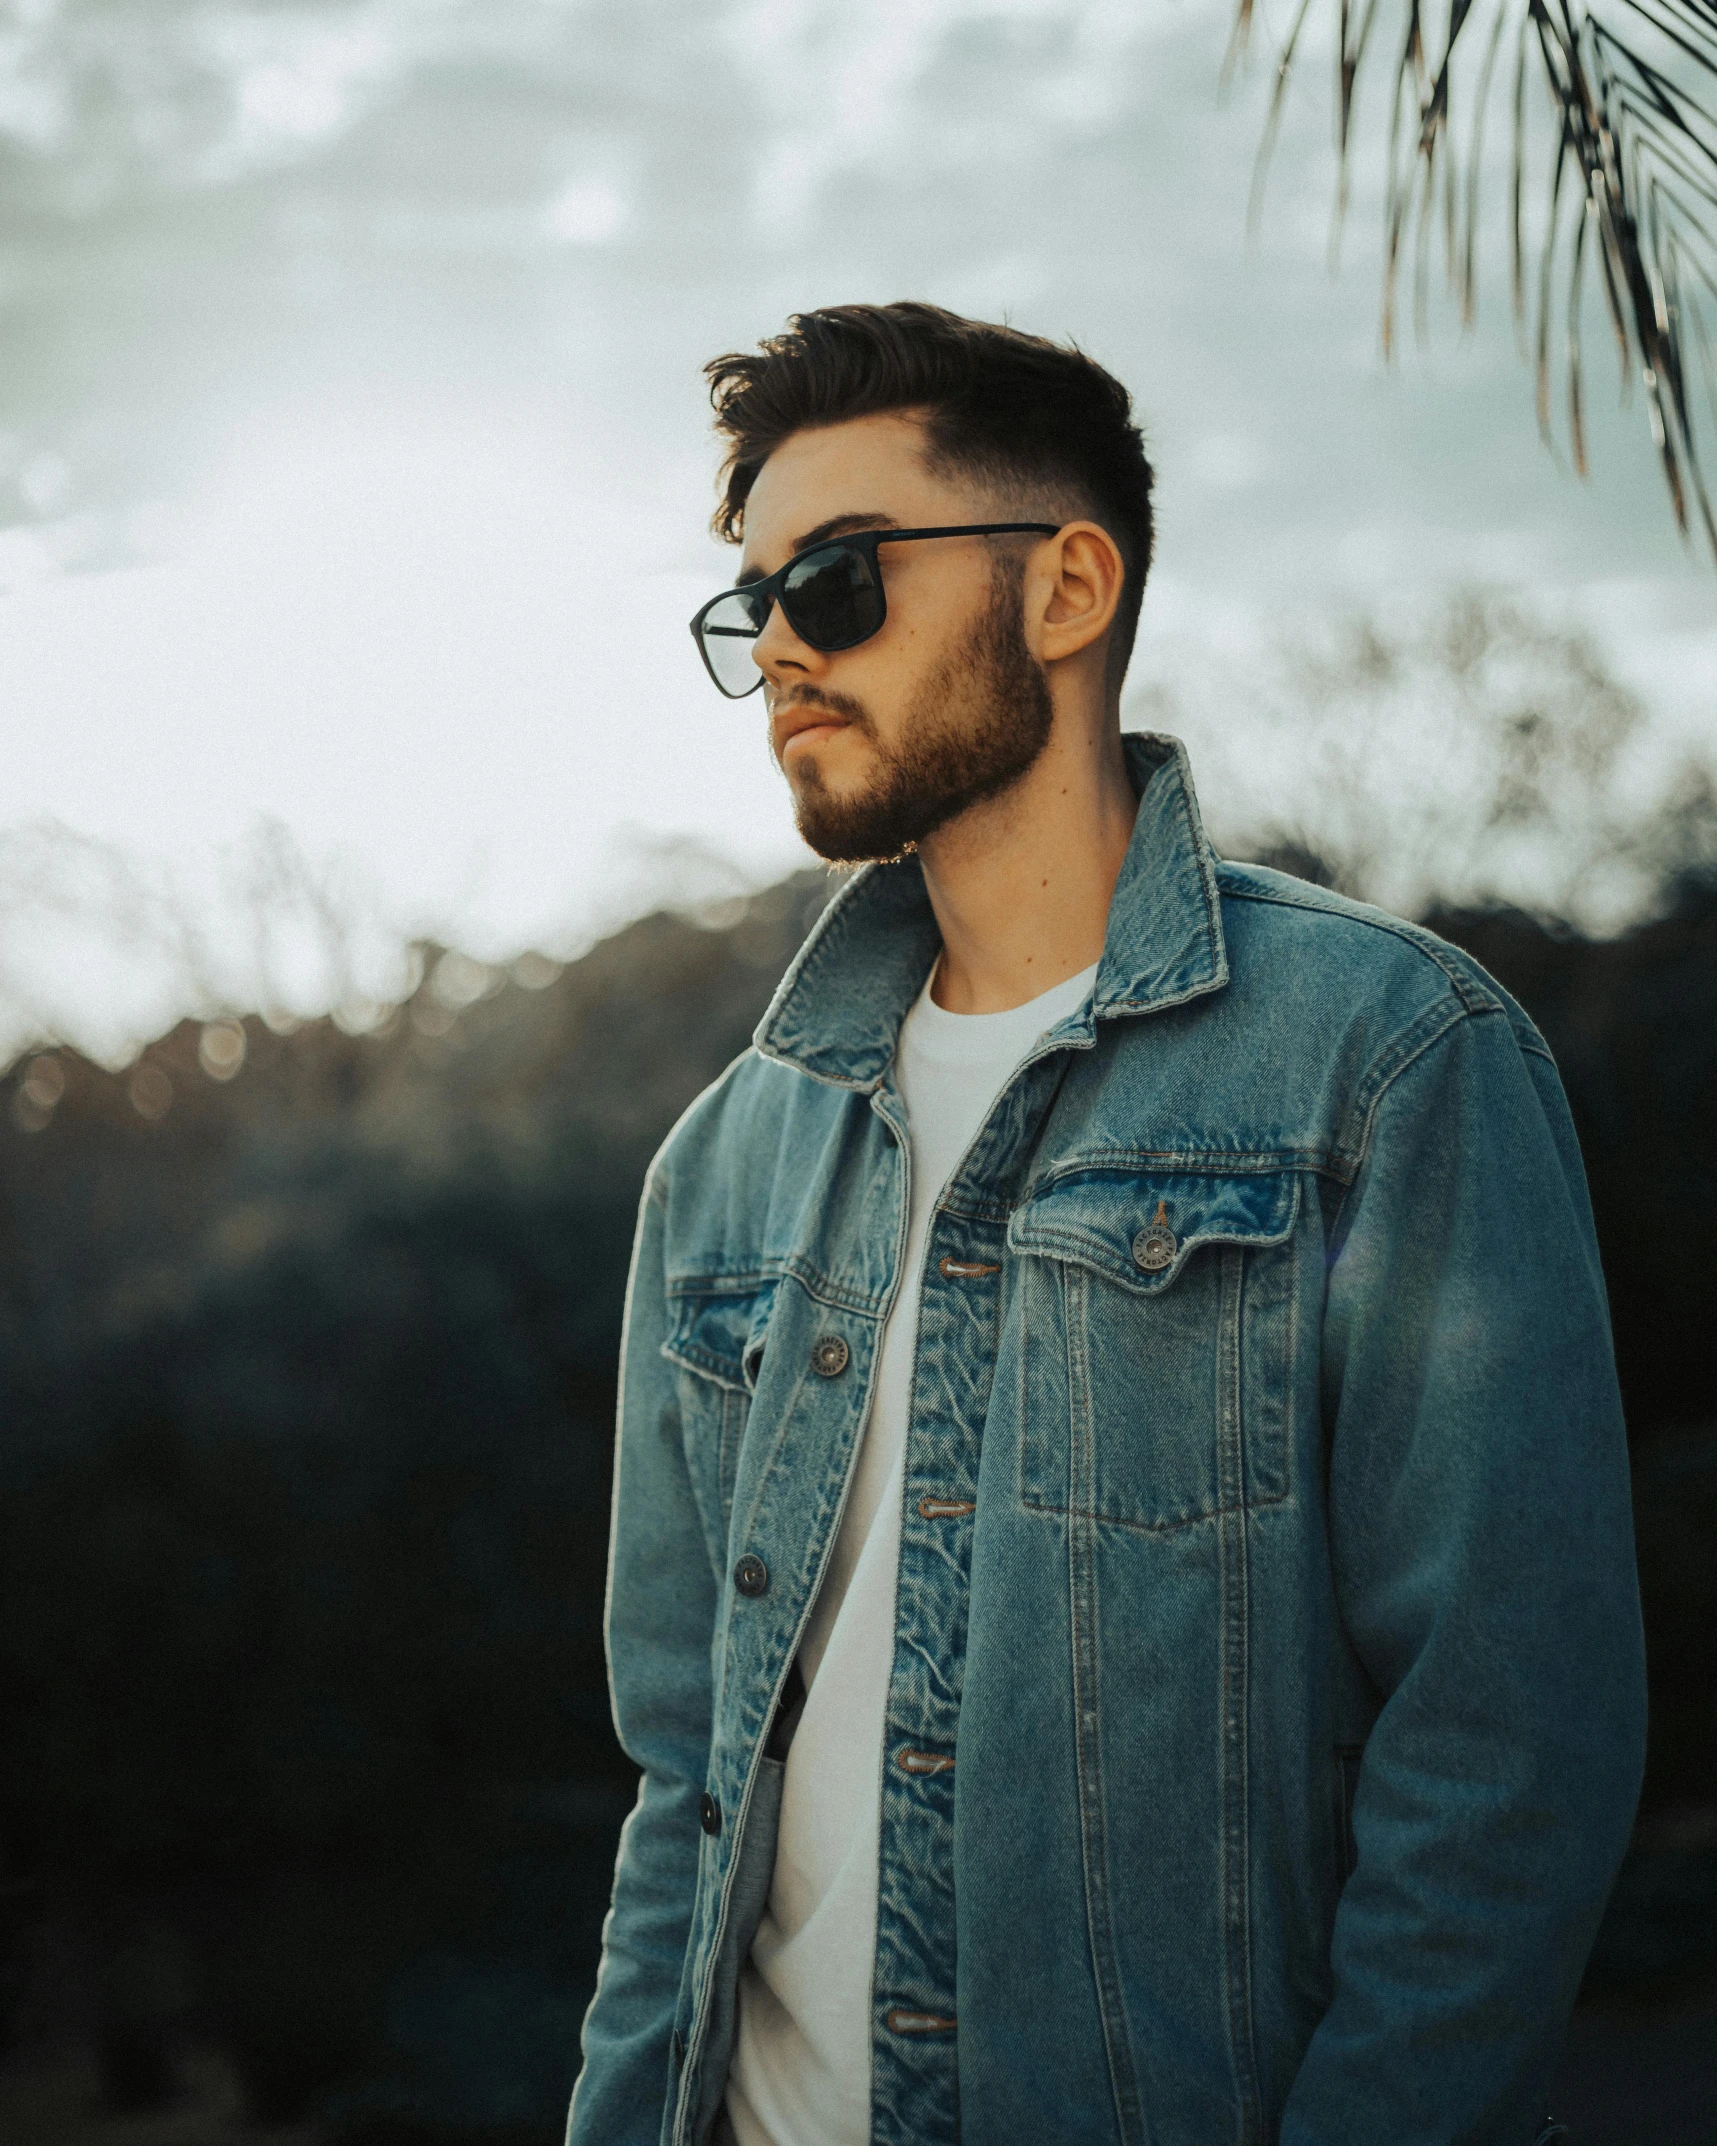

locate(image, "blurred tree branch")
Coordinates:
1140 587 1717 924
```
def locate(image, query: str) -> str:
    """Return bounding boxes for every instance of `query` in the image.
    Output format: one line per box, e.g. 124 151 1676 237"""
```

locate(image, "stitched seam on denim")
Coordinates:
1096 973 1227 1016
1282 1218 1300 1505
1334 1747 1363 1879
1025 1148 1348 1188
1020 1482 1291 1531
752 860 884 1071
1092 755 1229 1015
666 1258 884 1319
674 1743 779 2144
720 1094 907 1912
666 1267 775 1298
1066 1263 1149 2146
1013 1174 1304 1299
1017 1261 1059 1515
1015 1219 1295 1273
776 1256 885 1317
1213 870 1502 1014
934 1190 1017 1225
717 1386 744 1543
1176 739 1228 991
1018 1217 1298 1529
677 1387 739 1582
661 1342 751 1393
925 1024 1090 1232
679 1322 890 2142
1335 1003 1511 1239
1336 995 1489 1182
1216 1247 1262 2144
730 1356 818 1612
749 1045 873 1092
654 1045 763 1193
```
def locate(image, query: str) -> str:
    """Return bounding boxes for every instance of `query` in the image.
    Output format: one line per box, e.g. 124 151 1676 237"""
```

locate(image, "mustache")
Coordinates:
769 684 871 725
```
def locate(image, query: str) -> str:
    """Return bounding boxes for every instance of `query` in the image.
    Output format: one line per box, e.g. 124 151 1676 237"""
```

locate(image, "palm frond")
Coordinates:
1235 0 1717 559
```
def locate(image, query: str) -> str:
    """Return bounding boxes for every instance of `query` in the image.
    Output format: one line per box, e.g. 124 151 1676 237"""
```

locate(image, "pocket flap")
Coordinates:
662 1277 777 1393
1007 1167 1301 1294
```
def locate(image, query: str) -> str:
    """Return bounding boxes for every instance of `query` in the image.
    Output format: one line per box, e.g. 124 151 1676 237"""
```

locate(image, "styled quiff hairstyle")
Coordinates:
705 301 1156 679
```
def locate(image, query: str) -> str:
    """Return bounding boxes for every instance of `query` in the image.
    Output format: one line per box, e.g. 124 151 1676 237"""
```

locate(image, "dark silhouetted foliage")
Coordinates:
0 861 1709 2138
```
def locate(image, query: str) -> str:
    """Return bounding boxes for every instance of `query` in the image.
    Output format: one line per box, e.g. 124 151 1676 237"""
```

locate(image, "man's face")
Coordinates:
736 411 1055 863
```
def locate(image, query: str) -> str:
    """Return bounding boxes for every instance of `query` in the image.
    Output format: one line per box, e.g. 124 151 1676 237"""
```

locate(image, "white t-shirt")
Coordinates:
726 957 1100 2146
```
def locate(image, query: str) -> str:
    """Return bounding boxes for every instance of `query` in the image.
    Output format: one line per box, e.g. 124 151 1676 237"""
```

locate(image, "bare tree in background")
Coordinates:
0 819 409 1066
1236 0 1717 555
1143 588 1717 923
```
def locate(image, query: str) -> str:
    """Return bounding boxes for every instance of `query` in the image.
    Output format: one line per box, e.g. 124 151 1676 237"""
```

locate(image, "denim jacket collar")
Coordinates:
753 731 1229 1091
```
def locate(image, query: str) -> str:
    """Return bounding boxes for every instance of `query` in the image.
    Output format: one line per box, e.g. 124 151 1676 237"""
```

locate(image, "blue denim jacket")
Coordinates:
569 734 1645 2146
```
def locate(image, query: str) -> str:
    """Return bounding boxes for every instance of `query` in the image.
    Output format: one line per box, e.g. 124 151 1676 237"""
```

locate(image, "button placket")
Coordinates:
872 1216 1006 2137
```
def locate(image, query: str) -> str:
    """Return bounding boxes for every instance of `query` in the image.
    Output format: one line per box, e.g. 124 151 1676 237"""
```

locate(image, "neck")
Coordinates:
917 698 1137 1015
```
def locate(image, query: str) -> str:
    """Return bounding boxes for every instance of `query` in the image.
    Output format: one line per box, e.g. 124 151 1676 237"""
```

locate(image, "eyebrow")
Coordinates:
736 510 903 586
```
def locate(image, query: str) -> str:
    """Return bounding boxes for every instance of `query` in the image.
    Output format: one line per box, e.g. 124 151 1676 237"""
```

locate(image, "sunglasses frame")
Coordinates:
688 522 1062 699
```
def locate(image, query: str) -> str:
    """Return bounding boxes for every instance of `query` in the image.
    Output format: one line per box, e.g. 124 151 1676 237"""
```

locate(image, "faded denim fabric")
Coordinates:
567 733 1645 2146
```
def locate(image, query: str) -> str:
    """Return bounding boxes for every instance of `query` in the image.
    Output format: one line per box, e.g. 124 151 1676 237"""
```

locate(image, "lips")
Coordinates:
774 707 848 758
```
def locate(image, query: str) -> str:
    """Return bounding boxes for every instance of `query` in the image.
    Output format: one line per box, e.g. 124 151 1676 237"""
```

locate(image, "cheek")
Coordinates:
830 626 935 736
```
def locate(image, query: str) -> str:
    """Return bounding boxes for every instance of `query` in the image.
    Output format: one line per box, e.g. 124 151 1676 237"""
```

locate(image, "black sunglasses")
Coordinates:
688 523 1060 699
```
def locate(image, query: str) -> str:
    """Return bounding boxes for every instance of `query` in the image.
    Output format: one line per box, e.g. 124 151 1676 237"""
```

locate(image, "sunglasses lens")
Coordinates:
696 588 767 697
781 542 883 650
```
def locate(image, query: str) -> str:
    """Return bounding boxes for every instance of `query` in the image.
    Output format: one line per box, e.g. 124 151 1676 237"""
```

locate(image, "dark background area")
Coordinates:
0 855 1711 2146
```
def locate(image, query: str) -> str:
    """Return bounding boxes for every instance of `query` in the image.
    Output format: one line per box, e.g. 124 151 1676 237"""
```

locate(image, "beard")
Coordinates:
784 566 1055 865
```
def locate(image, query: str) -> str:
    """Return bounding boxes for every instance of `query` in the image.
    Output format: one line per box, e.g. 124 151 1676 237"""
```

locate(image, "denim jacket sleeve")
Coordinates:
1280 1000 1647 2145
567 1166 712 2146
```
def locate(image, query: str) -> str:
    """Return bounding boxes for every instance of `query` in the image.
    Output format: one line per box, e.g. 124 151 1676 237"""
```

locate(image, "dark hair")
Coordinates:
704 301 1156 679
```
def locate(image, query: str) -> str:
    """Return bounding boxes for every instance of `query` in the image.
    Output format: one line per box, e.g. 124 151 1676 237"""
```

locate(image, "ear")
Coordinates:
1032 521 1125 668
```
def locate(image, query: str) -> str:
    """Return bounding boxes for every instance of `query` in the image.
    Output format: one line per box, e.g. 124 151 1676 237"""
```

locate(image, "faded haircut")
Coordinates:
703 301 1156 684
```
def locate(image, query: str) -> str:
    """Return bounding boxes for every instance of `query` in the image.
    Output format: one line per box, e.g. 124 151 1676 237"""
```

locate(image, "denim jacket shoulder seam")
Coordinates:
1215 871 1500 1014
1333 1001 1505 1231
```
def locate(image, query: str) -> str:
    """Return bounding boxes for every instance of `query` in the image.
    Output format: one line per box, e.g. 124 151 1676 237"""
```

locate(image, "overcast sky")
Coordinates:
0 0 1712 1052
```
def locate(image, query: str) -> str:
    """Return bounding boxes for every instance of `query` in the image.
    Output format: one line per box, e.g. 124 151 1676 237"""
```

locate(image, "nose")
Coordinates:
754 594 823 688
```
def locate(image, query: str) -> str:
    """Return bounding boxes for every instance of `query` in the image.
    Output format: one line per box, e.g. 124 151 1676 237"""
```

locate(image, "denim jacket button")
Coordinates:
1132 1201 1178 1272
810 1335 850 1378
698 1791 721 1835
734 1553 769 1597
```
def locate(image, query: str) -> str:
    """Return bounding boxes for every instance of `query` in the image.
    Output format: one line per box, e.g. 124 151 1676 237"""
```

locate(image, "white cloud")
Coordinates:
542 175 630 246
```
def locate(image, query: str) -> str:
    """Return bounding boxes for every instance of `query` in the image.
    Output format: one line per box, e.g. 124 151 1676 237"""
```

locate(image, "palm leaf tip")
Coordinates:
1237 0 1717 561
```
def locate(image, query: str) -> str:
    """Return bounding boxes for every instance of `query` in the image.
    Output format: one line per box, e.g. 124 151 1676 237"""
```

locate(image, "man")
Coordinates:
568 302 1645 2146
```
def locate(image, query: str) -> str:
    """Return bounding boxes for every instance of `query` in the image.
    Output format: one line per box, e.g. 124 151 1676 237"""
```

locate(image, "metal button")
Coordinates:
810 1334 850 1378
1131 1199 1177 1273
698 1792 721 1835
734 1553 769 1597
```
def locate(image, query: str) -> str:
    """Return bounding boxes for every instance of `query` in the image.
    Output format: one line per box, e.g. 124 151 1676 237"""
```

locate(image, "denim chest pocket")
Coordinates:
1006 1168 1303 1532
661 1275 777 1559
